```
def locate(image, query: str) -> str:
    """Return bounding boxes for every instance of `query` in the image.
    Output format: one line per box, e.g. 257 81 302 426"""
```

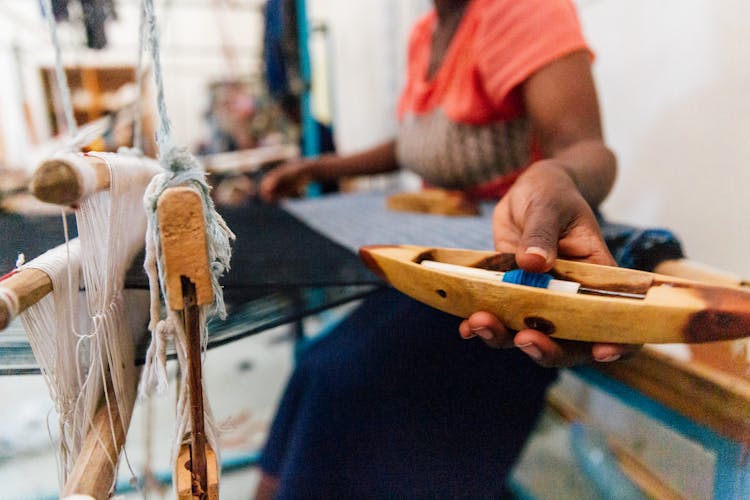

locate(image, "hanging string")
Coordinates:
143 0 173 152
20 240 86 483
132 4 147 155
41 0 77 138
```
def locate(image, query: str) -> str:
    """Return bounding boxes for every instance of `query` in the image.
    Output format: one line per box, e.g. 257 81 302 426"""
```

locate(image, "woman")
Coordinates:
257 0 636 497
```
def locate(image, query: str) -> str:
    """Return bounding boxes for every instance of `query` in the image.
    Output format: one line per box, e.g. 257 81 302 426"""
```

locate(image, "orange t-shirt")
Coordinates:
395 0 591 199
398 0 591 124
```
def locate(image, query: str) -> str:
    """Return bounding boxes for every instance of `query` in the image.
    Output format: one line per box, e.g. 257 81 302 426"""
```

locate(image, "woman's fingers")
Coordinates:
459 311 515 348
461 312 641 368
514 329 641 368
513 330 593 367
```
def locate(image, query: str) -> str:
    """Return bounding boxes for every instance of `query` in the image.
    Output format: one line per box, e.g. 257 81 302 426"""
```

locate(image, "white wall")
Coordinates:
315 0 430 153
577 0 750 275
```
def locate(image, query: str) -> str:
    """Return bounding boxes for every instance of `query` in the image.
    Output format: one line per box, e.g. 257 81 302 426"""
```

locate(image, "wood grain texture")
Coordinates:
182 278 209 498
158 186 217 498
156 187 213 310
594 346 750 445
359 245 750 344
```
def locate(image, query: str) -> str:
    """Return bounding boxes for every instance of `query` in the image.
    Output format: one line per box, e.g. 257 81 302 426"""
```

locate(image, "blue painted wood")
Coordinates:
571 365 750 499
714 443 750 500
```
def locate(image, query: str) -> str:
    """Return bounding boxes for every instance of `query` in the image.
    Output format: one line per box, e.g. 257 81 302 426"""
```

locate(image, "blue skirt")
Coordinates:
259 287 558 498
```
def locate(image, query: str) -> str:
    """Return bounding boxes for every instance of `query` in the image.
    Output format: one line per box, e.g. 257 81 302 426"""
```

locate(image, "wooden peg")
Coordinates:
157 186 217 499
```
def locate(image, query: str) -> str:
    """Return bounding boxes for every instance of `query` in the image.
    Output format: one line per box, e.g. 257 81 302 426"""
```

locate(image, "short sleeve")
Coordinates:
476 0 592 107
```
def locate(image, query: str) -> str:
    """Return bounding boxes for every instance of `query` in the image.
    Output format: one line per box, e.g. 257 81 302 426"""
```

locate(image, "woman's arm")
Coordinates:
494 50 617 272
464 50 639 368
310 140 400 181
523 49 616 209
259 140 399 202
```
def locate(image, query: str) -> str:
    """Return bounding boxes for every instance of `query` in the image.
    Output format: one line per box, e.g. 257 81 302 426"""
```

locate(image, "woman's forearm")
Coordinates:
309 140 400 182
521 51 617 210
541 138 617 209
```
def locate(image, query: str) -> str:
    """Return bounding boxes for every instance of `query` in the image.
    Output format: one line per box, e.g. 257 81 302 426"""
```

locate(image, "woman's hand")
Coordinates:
459 312 639 368
459 161 640 367
494 160 613 271
259 159 317 202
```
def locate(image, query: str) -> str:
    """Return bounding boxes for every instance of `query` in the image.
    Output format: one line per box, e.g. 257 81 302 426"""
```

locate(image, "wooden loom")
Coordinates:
0 154 219 498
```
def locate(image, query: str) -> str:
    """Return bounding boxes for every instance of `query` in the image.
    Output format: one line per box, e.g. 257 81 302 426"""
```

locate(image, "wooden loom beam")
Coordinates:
199 143 299 175
0 268 53 331
29 152 161 207
157 186 218 500
30 155 111 206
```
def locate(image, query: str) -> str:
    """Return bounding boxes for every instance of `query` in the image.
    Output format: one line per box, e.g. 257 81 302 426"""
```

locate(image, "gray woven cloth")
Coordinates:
283 190 496 253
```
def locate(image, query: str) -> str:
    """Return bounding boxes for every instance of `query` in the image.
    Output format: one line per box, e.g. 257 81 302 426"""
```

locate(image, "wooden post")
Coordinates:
157 186 218 499
546 391 684 500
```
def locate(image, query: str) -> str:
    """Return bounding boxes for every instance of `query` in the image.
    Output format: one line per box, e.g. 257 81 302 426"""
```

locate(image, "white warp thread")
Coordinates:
32 2 161 492
20 239 85 485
